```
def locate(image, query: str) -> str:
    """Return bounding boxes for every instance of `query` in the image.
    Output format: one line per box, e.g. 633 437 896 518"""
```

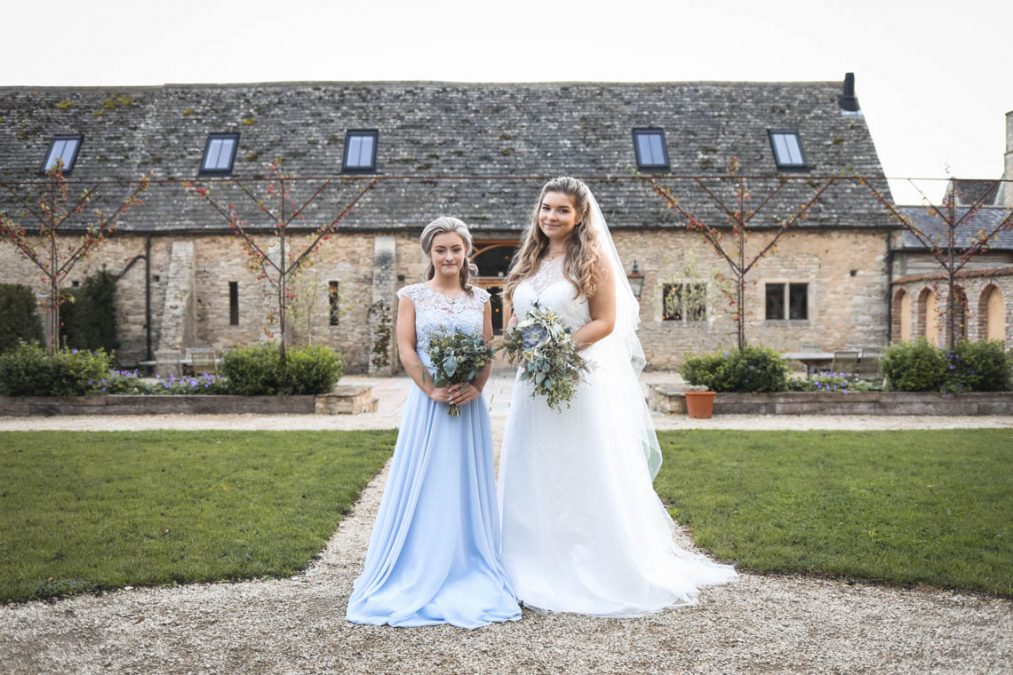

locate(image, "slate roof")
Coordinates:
895 205 1013 250
0 81 895 233
944 179 1001 206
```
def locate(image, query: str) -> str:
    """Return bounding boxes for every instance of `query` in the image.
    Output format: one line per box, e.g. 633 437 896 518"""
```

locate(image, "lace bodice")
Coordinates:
397 283 490 368
512 257 590 332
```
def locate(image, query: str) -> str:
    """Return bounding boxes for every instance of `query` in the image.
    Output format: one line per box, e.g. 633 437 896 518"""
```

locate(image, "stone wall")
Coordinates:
613 228 892 368
891 270 1013 347
0 231 395 372
0 227 902 372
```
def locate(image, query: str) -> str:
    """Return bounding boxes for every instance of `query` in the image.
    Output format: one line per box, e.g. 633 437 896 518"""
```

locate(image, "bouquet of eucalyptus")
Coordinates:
501 303 589 411
426 330 495 416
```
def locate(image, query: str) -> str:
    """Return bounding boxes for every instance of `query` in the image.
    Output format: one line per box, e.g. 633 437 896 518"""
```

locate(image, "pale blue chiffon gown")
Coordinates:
346 283 520 629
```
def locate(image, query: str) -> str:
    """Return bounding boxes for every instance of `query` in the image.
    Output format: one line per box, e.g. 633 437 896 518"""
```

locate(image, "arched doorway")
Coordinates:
472 241 520 335
892 288 911 342
979 284 1005 342
917 287 939 346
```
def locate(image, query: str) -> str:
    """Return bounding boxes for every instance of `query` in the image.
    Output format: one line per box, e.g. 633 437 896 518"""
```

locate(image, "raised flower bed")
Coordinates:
648 384 1013 416
0 385 378 416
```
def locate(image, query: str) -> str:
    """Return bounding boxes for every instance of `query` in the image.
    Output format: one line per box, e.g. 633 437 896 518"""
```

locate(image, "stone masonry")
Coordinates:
155 241 195 374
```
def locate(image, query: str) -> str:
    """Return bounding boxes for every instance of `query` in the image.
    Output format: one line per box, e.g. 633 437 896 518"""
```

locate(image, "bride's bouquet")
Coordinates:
501 303 589 411
426 330 495 416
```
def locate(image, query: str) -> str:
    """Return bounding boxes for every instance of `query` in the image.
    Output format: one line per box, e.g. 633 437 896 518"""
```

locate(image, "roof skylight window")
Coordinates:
42 135 82 174
200 133 239 175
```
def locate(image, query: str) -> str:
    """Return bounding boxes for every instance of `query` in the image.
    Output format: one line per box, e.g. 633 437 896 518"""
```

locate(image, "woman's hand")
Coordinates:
425 384 453 404
447 382 481 406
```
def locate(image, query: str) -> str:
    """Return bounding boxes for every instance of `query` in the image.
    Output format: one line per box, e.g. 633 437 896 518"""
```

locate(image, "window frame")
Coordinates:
662 281 707 322
228 281 239 326
200 133 240 176
342 129 379 173
764 281 810 321
328 280 340 327
632 128 670 172
767 129 809 171
40 134 83 175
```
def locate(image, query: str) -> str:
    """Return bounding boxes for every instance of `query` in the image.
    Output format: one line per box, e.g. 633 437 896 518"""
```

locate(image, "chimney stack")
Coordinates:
838 72 860 112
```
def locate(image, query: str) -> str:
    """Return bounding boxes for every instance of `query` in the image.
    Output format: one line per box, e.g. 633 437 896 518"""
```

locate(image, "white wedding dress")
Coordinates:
498 256 737 616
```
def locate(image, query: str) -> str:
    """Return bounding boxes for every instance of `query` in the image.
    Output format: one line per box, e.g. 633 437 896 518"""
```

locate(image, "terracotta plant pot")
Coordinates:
684 390 716 418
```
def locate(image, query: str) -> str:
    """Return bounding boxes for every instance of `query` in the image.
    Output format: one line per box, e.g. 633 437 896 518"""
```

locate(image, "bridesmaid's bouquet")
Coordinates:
427 331 495 416
502 303 589 411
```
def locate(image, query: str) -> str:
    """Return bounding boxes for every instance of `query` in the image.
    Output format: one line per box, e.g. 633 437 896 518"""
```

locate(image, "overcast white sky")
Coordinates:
5 0 1011 204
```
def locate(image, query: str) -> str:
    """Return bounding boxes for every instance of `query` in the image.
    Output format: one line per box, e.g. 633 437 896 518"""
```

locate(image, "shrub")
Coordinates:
0 284 44 353
61 271 119 353
680 352 726 391
221 343 343 396
0 343 111 396
950 340 1012 392
682 346 788 393
883 338 952 391
881 339 949 392
281 345 344 395
720 346 788 392
221 343 282 395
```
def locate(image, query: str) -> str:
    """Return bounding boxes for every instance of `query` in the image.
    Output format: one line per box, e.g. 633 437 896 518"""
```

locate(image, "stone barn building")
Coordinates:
2 77 1006 373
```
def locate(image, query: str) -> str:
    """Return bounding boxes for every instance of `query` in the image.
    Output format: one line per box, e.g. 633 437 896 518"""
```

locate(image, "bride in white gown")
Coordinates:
498 177 736 617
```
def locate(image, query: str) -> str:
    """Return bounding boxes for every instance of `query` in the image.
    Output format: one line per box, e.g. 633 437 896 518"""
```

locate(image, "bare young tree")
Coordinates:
642 159 838 351
186 161 377 363
861 177 1013 350
0 164 149 353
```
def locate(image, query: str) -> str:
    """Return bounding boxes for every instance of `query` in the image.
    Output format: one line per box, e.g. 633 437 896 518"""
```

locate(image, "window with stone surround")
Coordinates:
768 130 807 170
663 282 706 321
42 135 82 174
201 133 239 175
633 128 669 171
328 281 340 326
765 282 808 320
342 130 378 173
229 281 239 325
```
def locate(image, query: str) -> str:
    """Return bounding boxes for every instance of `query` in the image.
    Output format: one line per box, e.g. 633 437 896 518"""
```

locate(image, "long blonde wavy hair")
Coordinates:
505 177 604 302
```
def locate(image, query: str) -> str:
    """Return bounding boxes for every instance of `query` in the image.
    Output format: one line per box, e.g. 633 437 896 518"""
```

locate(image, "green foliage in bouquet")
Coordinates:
426 330 494 416
501 304 589 411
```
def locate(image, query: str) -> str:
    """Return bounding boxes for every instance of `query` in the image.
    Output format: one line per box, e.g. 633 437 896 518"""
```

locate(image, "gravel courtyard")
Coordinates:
1 374 1010 673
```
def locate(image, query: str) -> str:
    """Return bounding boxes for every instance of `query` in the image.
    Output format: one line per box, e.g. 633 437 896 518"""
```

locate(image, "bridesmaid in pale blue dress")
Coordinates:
346 217 520 629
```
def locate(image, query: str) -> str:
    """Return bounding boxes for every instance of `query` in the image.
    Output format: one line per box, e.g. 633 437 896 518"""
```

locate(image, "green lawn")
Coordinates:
0 430 395 603
3 428 1010 604
655 429 1013 596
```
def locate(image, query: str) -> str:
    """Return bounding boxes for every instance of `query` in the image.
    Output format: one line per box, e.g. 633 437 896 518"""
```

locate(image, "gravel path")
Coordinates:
2 458 1010 674
1 375 1011 673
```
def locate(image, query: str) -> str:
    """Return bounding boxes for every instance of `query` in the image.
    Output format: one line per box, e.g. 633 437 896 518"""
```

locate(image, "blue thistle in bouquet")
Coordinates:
501 302 589 411
426 330 495 416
